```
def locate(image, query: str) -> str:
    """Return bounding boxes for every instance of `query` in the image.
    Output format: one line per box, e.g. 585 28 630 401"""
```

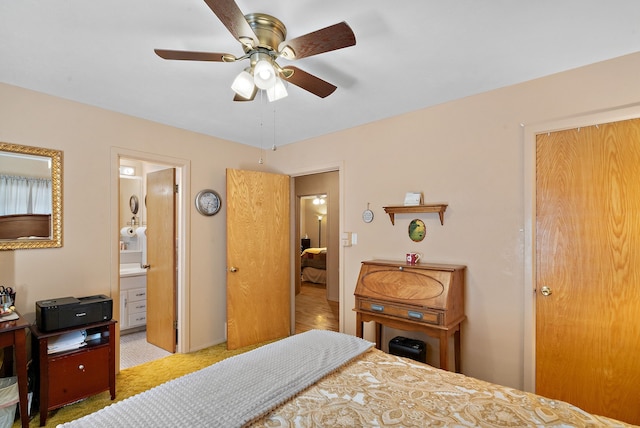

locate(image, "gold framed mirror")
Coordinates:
0 142 63 250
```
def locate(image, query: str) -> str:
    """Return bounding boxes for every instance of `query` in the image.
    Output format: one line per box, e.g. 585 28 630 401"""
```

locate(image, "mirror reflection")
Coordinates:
0 142 63 250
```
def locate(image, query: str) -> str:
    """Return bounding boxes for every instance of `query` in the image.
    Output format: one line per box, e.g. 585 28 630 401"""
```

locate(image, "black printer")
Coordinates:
36 295 113 332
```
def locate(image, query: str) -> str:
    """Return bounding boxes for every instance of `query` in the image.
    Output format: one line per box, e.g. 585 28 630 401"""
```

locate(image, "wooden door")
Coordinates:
536 119 640 424
226 168 290 350
146 168 177 353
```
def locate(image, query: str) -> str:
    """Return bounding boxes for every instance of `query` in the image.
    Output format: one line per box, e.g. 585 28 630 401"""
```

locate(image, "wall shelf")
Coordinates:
382 204 448 225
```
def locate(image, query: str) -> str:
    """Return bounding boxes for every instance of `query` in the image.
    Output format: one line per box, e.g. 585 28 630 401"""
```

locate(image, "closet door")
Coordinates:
536 118 640 424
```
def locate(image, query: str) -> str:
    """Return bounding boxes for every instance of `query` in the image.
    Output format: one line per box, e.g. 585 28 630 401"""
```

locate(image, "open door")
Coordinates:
226 168 291 350
146 168 177 353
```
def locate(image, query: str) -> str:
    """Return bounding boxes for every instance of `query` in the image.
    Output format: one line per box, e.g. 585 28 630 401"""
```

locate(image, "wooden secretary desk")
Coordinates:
354 260 466 372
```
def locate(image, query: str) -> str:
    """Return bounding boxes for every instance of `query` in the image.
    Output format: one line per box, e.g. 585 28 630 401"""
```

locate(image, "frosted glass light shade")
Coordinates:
231 70 255 99
266 77 288 102
253 59 276 89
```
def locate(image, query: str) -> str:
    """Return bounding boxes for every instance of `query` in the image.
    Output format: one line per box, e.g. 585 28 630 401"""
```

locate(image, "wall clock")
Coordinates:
362 208 374 223
362 203 374 223
195 189 222 216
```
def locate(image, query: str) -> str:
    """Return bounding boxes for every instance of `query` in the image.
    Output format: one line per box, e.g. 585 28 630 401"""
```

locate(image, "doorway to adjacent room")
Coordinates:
114 150 189 370
294 171 339 334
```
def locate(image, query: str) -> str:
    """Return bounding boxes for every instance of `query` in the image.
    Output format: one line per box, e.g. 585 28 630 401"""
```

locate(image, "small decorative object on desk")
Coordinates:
406 252 422 265
0 285 16 318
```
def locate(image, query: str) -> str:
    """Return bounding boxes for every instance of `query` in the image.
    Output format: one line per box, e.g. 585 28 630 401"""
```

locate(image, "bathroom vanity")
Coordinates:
119 264 147 331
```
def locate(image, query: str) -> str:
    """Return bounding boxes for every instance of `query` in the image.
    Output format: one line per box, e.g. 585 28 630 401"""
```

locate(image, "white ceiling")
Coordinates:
2 1 640 148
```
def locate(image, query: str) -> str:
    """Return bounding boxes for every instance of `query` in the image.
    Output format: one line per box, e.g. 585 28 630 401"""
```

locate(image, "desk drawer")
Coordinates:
358 299 442 326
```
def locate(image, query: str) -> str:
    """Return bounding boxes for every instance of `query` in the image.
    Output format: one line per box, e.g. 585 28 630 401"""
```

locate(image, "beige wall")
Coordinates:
0 83 265 351
269 52 640 389
1 51 640 390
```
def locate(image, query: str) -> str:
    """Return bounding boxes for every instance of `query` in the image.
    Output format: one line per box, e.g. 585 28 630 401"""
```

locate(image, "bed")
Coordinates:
58 330 632 428
0 213 50 239
301 247 327 284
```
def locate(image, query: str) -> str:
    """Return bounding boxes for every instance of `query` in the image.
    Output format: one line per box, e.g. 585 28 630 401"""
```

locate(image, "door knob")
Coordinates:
229 267 238 273
540 285 552 296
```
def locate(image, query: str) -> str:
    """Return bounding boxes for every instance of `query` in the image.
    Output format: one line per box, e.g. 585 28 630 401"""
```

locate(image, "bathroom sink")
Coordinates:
120 263 147 277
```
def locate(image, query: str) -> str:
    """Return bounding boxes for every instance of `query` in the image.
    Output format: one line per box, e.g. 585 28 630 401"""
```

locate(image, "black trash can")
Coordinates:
389 336 426 363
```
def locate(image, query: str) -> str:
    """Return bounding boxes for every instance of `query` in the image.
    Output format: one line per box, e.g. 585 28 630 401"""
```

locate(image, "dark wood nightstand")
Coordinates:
30 320 116 426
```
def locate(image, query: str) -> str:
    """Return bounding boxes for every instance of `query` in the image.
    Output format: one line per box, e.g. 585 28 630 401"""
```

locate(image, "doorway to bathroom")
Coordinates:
117 155 185 369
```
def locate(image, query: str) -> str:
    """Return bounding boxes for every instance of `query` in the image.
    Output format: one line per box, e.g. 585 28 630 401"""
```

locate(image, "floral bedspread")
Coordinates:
251 348 632 427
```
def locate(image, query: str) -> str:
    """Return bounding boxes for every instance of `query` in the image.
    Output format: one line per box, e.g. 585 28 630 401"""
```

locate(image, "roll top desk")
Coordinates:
354 260 466 372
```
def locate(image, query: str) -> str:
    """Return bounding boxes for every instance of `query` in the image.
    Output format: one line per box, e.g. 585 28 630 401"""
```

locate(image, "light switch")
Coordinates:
342 232 352 247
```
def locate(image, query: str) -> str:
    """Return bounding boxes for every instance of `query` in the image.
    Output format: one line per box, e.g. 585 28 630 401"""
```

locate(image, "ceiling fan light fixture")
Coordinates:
253 57 277 89
266 77 288 102
231 69 256 99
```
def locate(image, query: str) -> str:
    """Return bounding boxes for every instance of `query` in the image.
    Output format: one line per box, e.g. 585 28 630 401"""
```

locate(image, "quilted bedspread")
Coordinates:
57 330 372 428
251 348 634 427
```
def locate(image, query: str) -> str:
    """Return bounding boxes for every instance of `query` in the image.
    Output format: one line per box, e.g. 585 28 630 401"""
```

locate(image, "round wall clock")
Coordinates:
362 203 374 223
129 195 139 214
362 208 374 223
195 189 222 216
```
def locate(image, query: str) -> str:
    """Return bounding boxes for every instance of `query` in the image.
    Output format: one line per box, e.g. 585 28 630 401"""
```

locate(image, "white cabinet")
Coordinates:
120 273 147 331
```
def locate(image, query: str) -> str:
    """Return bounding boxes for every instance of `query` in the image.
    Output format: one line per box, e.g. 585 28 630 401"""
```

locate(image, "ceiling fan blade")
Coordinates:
282 66 337 98
279 22 356 60
203 0 257 47
154 49 235 62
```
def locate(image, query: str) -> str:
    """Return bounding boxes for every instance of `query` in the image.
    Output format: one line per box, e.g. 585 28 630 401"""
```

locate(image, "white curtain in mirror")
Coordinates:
0 175 52 215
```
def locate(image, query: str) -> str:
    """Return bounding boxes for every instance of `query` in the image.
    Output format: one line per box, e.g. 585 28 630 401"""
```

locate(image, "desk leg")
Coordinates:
454 328 461 373
356 313 363 339
13 330 29 428
374 323 382 350
439 331 449 372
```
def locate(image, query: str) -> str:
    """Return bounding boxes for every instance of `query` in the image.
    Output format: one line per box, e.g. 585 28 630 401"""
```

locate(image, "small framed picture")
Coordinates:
408 219 426 242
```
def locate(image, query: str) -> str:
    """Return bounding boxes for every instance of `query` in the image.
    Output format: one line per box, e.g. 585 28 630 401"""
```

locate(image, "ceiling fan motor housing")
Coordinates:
244 13 287 52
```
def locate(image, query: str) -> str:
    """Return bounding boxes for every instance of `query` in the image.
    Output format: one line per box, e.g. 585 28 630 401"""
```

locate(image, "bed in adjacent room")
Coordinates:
300 247 327 284
58 330 633 428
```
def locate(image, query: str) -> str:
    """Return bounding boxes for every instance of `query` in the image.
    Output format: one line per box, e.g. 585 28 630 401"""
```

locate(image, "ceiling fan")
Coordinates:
154 0 356 102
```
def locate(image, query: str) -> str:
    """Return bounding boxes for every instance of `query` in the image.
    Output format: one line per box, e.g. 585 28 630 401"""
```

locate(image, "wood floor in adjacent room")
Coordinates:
295 282 339 333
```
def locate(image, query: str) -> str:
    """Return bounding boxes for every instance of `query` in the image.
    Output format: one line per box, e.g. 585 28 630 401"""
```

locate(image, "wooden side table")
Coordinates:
0 312 30 428
31 320 116 426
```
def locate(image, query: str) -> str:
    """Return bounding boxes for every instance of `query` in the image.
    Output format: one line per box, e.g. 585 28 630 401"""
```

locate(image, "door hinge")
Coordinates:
173 320 178 329
174 184 179 193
